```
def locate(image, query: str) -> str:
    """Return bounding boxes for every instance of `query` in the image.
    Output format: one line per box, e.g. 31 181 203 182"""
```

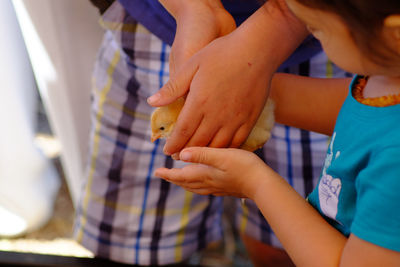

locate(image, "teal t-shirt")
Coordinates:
307 76 400 252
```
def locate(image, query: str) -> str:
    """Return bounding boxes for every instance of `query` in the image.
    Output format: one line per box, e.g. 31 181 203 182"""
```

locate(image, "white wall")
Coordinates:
14 0 104 207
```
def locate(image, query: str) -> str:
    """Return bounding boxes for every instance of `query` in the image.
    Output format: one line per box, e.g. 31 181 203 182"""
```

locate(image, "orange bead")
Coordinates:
352 76 400 107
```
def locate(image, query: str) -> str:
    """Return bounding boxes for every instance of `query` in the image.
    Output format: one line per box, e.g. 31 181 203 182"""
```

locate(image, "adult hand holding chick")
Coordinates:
147 2 307 156
151 96 275 152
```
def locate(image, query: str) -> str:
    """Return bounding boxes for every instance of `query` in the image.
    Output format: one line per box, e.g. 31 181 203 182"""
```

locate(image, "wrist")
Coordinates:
244 163 272 201
232 0 308 73
161 0 235 39
159 0 223 20
247 165 282 203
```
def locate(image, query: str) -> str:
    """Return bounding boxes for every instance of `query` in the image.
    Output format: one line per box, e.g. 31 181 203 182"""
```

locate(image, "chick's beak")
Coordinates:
151 133 161 143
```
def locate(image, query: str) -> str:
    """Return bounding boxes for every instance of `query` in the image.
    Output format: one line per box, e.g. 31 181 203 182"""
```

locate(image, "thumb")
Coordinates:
179 147 226 167
147 60 198 107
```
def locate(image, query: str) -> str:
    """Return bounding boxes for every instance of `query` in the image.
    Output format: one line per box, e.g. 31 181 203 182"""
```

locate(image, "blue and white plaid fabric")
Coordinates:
74 2 348 265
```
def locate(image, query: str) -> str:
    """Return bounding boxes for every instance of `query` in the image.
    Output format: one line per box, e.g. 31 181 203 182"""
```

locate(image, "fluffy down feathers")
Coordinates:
151 97 275 152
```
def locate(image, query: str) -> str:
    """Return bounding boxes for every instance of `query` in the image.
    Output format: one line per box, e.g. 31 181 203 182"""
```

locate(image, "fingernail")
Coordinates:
147 93 160 104
171 153 180 160
180 151 191 161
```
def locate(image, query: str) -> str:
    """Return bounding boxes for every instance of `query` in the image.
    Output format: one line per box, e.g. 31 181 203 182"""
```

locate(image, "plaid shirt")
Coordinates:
74 2 349 265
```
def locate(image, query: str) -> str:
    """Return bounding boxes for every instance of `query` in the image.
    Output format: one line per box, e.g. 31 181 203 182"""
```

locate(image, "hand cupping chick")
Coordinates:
151 97 275 152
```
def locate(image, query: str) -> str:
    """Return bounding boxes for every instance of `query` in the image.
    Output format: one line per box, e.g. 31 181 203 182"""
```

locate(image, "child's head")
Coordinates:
286 0 400 75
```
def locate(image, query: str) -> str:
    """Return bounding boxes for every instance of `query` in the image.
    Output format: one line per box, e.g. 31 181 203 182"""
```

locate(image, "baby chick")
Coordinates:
151 97 275 152
151 97 185 142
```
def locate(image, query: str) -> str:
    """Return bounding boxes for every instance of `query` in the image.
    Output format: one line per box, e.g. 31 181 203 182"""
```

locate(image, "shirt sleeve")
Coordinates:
351 146 400 252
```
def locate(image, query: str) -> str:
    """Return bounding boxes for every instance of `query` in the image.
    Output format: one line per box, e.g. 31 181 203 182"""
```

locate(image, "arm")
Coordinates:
153 75 399 265
155 147 346 266
149 0 309 156
269 73 350 135
155 147 400 266
159 0 236 74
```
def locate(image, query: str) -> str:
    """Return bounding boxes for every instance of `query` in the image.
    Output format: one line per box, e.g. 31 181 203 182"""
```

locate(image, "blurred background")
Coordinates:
0 0 102 259
0 1 252 266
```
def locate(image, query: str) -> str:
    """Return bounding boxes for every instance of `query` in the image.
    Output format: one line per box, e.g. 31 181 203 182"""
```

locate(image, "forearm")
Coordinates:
162 0 309 74
250 168 347 266
269 73 351 135
158 0 235 74
232 0 309 75
159 0 224 20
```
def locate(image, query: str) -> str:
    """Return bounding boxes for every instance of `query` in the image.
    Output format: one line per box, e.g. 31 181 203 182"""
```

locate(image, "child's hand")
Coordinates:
154 147 270 199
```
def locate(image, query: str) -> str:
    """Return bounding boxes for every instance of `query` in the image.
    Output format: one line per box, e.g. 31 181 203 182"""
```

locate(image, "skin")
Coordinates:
152 1 305 265
155 1 400 266
158 0 236 76
150 1 308 266
148 0 308 157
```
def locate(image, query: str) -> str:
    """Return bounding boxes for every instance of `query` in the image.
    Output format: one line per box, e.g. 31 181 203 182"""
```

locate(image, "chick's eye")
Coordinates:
159 126 165 131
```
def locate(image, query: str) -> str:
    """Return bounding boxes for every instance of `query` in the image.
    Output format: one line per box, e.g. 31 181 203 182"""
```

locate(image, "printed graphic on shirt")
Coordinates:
319 133 342 221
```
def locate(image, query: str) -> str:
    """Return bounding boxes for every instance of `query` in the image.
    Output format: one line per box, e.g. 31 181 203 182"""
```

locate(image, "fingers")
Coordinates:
163 92 244 154
183 120 220 149
154 167 197 183
229 123 252 148
154 165 220 195
155 165 241 197
207 122 244 148
163 105 204 155
179 147 228 168
147 60 198 107
185 119 241 149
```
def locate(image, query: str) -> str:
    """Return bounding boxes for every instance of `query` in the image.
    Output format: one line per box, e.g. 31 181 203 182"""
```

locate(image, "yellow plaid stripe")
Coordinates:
105 98 150 121
76 49 121 242
88 191 205 217
175 191 194 262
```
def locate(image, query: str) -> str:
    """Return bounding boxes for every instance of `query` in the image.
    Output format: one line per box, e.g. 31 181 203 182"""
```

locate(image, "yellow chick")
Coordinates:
150 97 185 142
150 97 275 152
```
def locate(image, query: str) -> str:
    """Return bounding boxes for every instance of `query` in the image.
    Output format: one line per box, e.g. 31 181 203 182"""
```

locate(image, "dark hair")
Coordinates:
294 0 400 68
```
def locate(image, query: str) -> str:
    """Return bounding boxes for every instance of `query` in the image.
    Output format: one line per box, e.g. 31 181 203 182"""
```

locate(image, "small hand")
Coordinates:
154 147 269 198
